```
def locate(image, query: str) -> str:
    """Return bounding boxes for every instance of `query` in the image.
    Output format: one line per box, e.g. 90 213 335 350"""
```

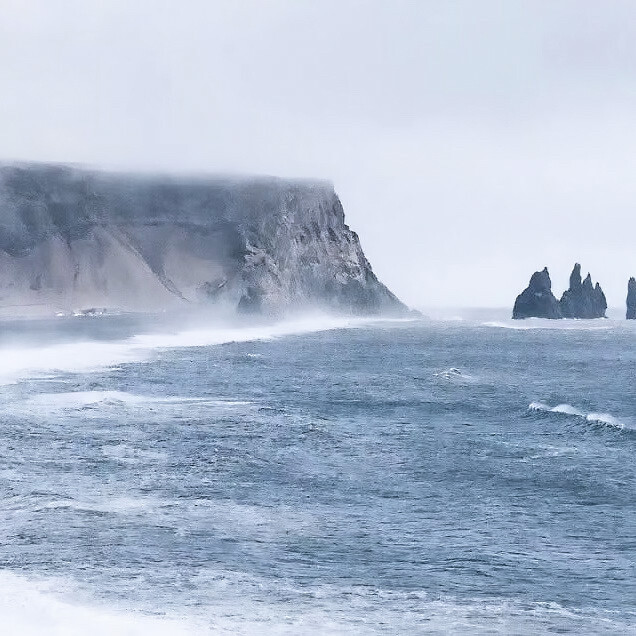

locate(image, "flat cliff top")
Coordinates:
0 162 335 223
0 162 338 254
0 161 333 190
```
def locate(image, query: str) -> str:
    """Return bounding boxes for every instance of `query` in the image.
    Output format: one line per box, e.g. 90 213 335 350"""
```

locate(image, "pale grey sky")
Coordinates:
1 0 635 308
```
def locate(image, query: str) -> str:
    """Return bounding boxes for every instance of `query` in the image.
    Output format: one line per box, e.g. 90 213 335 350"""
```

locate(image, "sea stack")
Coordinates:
559 263 607 319
512 267 562 319
627 278 636 320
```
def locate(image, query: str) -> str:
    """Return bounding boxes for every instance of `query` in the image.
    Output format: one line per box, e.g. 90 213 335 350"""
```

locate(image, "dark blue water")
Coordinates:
0 315 634 634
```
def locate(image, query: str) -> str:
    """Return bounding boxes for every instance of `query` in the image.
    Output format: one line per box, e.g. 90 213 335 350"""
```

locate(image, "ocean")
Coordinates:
0 311 634 634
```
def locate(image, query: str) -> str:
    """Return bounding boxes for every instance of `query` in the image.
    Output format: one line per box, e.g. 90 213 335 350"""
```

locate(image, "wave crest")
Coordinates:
528 402 626 429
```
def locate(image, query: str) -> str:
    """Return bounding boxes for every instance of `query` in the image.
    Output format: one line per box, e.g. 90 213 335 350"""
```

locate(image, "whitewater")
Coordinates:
0 311 634 634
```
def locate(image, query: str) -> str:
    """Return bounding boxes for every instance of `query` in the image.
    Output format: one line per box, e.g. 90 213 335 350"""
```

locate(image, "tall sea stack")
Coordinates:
513 264 609 320
0 162 408 317
559 263 607 319
512 267 562 319
628 278 636 320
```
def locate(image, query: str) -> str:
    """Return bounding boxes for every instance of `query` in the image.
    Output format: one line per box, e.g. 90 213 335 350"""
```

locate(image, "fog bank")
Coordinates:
1 1 635 307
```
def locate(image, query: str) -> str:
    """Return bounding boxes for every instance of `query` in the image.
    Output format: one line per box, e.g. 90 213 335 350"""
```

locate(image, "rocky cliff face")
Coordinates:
0 163 407 316
512 267 562 319
627 278 636 320
559 263 607 319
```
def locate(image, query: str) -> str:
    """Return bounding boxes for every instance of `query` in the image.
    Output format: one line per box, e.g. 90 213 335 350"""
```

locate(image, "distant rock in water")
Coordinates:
627 277 636 320
512 267 562 319
0 162 408 317
559 263 607 319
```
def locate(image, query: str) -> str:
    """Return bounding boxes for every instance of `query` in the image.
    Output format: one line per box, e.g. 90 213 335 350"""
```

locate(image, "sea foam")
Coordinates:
0 570 630 636
433 367 479 383
23 391 250 410
0 571 203 636
529 402 626 429
0 315 394 386
483 320 614 331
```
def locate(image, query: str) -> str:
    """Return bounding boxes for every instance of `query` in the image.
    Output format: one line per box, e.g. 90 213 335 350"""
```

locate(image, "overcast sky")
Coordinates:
1 0 635 308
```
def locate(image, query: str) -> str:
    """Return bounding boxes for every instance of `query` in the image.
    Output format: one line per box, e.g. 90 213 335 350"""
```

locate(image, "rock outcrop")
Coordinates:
512 267 562 319
559 263 607 319
627 278 636 320
0 162 408 316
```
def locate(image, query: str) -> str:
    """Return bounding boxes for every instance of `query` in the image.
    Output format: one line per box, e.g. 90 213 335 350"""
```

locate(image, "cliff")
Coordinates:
559 263 607 319
0 163 407 316
512 267 562 319
628 278 636 320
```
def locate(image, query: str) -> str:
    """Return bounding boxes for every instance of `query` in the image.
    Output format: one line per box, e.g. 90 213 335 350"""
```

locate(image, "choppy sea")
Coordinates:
0 310 634 634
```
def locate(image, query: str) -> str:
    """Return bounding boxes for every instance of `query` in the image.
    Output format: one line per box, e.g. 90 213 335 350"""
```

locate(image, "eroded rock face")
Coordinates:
0 163 407 316
627 278 636 320
559 263 607 319
512 267 562 319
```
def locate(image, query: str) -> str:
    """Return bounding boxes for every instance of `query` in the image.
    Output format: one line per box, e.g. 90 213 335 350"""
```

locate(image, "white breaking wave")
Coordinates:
528 402 626 429
585 412 625 428
529 402 585 417
434 367 463 379
433 367 479 382
483 320 614 331
22 391 251 411
0 569 631 636
0 315 396 385
0 341 142 385
0 571 205 636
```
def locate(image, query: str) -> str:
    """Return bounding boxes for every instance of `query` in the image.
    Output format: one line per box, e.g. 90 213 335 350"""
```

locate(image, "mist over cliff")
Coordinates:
0 163 406 317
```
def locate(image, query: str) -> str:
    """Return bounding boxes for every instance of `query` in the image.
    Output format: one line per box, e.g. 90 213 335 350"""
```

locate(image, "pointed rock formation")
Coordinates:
559 263 607 319
627 277 636 320
512 267 562 319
